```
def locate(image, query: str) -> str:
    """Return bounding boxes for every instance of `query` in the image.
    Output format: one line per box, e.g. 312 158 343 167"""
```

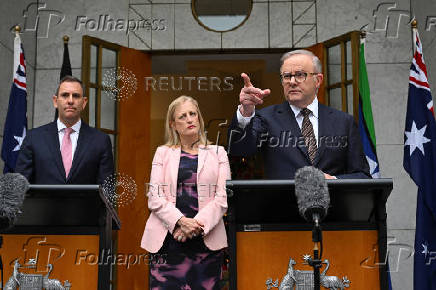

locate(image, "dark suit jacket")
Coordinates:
228 101 370 179
15 121 114 184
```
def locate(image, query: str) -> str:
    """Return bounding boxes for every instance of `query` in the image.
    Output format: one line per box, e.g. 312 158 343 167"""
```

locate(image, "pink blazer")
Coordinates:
141 145 231 253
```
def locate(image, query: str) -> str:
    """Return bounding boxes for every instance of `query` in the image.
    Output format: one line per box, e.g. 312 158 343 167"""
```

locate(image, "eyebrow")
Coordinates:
282 70 306 73
178 110 196 116
60 92 82 97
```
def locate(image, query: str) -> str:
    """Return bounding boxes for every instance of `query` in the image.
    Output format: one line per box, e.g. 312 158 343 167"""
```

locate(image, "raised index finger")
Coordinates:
241 73 253 88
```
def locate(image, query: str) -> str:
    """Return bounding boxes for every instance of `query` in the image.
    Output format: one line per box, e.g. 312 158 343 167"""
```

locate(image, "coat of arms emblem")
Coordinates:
5 259 71 290
266 256 350 290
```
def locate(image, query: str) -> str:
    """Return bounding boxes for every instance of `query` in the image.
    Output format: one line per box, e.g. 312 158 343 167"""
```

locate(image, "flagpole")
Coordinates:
55 35 72 121
60 34 72 78
412 20 417 55
13 25 21 80
360 30 366 45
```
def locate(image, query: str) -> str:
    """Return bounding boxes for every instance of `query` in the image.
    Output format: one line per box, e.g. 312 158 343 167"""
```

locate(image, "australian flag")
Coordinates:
1 38 27 173
403 30 436 289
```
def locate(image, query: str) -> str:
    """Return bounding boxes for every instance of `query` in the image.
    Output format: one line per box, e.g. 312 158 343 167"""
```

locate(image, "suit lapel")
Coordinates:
68 122 91 181
197 145 207 175
47 122 66 180
313 104 331 166
170 147 181 198
276 102 309 159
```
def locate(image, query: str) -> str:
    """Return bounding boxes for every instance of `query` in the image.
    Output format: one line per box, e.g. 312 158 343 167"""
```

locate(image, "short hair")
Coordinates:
164 95 210 147
280 50 322 73
55 75 85 97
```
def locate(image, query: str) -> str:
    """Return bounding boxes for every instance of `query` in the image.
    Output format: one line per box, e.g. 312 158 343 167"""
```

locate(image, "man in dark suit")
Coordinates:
16 76 114 184
228 50 370 179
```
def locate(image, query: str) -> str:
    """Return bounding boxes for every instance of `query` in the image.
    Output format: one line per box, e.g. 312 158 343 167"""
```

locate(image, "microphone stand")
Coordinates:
307 213 323 290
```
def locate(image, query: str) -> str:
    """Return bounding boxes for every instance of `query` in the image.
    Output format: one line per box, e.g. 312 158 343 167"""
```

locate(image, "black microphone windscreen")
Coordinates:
294 166 330 222
0 173 29 229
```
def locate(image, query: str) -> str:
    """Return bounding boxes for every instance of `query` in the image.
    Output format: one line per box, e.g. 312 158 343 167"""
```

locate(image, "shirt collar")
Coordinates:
57 118 82 133
289 97 319 119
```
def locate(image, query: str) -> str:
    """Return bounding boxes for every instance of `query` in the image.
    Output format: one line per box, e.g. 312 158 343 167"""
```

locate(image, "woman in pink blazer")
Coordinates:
141 96 231 290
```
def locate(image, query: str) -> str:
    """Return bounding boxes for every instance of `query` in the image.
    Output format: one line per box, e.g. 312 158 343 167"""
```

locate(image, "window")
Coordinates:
82 36 121 165
323 31 360 119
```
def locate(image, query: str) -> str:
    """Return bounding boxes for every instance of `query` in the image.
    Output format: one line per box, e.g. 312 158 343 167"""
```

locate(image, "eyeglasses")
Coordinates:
280 71 319 83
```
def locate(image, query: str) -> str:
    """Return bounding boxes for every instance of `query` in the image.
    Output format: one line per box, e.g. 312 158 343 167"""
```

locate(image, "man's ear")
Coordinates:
52 95 58 109
316 73 324 88
82 97 88 109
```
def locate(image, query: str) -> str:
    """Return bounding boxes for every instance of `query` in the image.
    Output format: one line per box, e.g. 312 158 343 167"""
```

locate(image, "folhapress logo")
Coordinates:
19 2 65 38
11 236 65 273
75 15 167 34
426 16 436 31
372 2 410 38
363 2 436 37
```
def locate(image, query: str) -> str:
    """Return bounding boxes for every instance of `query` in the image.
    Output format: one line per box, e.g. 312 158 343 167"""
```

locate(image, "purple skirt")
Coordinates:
149 233 223 290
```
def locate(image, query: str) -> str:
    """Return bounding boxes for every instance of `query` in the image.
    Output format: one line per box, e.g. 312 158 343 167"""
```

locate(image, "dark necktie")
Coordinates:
300 108 317 164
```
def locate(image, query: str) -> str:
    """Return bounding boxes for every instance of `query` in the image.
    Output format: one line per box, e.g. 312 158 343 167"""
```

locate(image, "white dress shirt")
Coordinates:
236 98 319 146
57 119 81 160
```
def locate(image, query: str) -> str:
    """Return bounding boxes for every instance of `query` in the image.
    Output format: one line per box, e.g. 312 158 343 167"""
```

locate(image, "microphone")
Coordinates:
294 166 330 225
0 173 29 229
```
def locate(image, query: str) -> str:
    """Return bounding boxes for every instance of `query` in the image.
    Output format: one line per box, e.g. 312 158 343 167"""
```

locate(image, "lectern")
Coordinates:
0 185 120 290
226 179 393 290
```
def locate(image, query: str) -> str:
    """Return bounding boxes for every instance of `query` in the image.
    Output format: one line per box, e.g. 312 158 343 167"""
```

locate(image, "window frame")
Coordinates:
82 35 121 167
322 31 361 120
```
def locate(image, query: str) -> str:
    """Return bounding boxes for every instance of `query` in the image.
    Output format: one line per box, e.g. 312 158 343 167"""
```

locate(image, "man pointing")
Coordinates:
228 49 370 179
